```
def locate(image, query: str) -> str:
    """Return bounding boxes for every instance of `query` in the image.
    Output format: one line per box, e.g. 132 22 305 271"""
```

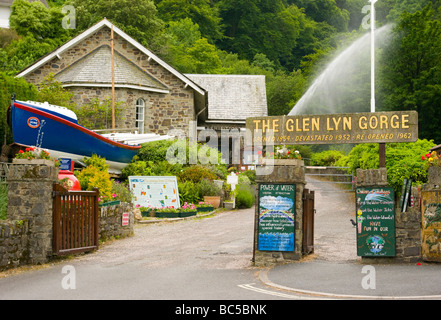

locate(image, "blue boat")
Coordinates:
8 99 142 172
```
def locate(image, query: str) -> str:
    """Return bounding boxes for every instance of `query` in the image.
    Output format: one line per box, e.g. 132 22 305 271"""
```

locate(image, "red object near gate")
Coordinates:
58 170 81 191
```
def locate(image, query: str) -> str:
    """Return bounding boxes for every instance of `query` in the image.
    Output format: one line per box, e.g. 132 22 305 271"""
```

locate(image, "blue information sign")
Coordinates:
258 183 296 252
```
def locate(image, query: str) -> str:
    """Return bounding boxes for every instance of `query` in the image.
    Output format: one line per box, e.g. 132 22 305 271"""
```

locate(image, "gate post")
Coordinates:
7 159 58 264
253 159 306 266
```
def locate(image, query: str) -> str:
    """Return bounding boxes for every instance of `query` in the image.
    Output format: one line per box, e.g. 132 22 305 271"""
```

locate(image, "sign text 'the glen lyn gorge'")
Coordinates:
246 111 418 145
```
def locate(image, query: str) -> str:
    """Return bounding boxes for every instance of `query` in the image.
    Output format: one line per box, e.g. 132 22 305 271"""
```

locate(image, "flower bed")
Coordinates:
196 202 214 212
138 202 198 219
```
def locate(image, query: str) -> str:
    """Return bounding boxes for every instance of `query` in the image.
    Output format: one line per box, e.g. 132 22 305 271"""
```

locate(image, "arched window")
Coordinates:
136 98 145 134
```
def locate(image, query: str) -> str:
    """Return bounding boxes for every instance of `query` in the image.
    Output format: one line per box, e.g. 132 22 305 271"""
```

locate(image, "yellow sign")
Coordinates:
246 111 418 145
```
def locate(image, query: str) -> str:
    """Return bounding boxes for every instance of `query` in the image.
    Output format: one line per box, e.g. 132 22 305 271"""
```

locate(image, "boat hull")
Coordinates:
9 100 141 169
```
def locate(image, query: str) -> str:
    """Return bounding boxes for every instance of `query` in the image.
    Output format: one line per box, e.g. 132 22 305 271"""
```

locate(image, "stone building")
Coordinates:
16 18 207 136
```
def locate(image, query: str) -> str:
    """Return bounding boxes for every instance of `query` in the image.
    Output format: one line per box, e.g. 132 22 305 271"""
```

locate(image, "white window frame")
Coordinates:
135 98 145 134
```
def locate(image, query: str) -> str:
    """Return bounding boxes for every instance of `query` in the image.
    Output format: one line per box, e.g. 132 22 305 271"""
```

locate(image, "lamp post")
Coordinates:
369 0 385 167
370 0 377 113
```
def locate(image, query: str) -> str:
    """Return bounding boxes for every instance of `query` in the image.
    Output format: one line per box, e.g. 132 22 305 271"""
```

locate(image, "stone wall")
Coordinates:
0 161 135 270
0 220 29 269
7 159 58 265
253 160 306 266
99 202 134 241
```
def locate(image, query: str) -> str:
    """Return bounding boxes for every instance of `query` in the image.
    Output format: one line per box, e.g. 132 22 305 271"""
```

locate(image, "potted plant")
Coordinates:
260 146 303 166
14 146 59 166
199 178 222 209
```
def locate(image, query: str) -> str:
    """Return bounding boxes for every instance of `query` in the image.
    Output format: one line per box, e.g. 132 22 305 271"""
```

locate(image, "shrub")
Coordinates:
137 139 176 163
238 174 251 185
337 139 436 193
75 155 113 202
240 170 256 185
121 160 153 179
111 180 132 203
178 180 202 204
311 150 345 166
198 178 222 197
178 165 217 183
235 184 255 208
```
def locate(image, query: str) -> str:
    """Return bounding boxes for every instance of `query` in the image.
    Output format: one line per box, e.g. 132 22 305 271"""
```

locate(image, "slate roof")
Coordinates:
16 19 206 96
185 74 268 122
55 45 169 93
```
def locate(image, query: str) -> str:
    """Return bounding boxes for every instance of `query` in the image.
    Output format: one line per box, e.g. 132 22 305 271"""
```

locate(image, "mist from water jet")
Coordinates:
289 24 393 116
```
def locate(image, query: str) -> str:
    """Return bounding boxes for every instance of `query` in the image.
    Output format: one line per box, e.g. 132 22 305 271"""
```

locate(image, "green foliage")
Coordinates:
71 0 166 51
337 140 436 192
378 3 441 142
311 150 345 166
340 143 380 173
121 160 153 179
240 170 256 185
0 72 38 144
136 139 176 163
235 184 255 209
157 0 222 42
36 73 74 108
111 180 133 203
73 98 124 130
177 180 202 204
198 178 221 197
10 0 71 40
178 165 217 183
0 183 8 220
75 155 113 201
0 0 70 74
385 140 436 192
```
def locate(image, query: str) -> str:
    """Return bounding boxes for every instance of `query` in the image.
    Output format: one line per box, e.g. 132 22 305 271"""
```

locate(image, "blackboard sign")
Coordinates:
356 187 395 257
258 183 296 252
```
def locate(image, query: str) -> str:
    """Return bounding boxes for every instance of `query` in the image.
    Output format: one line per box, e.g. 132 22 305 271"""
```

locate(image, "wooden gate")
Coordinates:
302 189 315 254
53 184 99 256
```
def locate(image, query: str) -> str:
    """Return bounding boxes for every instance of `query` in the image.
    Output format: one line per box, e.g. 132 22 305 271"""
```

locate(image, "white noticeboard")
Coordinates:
129 176 180 209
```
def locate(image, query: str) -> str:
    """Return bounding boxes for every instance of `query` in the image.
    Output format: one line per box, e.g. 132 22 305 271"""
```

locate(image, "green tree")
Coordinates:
156 0 222 42
10 0 71 40
291 0 350 32
0 72 38 143
36 73 74 107
71 0 166 51
378 3 441 142
217 0 301 69
266 70 305 116
164 18 222 73
1 0 71 74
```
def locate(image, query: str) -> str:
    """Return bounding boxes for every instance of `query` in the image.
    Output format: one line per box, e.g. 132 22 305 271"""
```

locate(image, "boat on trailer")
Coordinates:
7 99 173 173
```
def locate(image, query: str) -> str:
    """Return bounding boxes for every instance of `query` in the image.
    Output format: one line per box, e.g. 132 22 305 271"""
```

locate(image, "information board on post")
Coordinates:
258 183 296 252
355 187 395 257
129 176 180 209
